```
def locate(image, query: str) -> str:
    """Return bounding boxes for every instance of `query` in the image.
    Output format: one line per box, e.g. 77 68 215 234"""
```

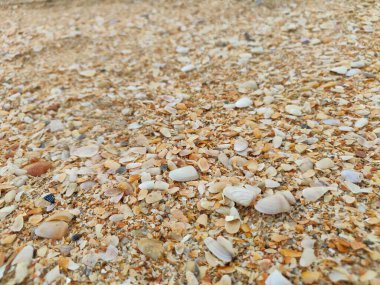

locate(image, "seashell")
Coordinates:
234 137 248 152
265 270 292 285
238 80 258 93
159 127 172 138
216 275 232 285
0 205 16 220
46 210 74 222
29 214 43 225
197 157 210 172
82 253 100 268
255 191 295 215
235 97 252 108
10 214 24 232
272 136 283 148
100 244 118 261
45 266 60 284
137 238 164 260
285 105 302 116
24 161 52 176
186 271 199 285
12 245 34 266
225 207 241 234
104 188 123 197
15 263 28 284
169 166 199 182
218 153 231 169
265 179 280 188
230 156 248 169
223 186 258 207
138 181 155 190
298 158 314 173
70 145 99 158
209 182 230 194
35 221 69 239
302 187 335 202
354 118 368 128
300 241 316 267
345 181 372 194
315 158 335 170
330 66 348 75
204 237 233 263
341 169 363 183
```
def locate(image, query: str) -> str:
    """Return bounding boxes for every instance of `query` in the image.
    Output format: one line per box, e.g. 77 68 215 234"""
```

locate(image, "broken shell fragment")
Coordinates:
341 170 363 183
169 166 199 182
70 145 99 158
197 157 210 172
223 186 259 207
24 161 52 176
10 214 24 232
46 210 74 222
225 207 241 234
204 237 234 263
265 270 293 285
302 187 335 202
137 238 164 260
35 221 69 239
255 191 296 215
235 97 252 108
234 137 248 152
315 158 335 170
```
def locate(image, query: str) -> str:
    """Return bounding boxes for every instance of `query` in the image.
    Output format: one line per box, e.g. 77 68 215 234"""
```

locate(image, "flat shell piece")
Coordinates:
204 237 233 263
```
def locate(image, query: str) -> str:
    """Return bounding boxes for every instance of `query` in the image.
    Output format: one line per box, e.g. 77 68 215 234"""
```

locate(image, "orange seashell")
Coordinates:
24 161 52 176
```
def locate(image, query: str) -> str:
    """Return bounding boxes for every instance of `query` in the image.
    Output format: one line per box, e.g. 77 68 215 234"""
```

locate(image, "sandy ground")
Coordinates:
0 0 379 284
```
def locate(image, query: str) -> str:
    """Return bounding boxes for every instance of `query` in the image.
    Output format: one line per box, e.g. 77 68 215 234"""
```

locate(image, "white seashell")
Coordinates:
345 181 372 194
186 271 199 285
216 236 234 256
159 127 171 138
169 166 199 182
300 248 316 267
216 275 232 285
223 186 258 207
100 244 118 262
298 158 314 173
15 263 28 284
265 270 292 285
302 187 334 202
82 253 100 268
341 169 363 183
139 181 155 190
12 245 34 266
154 181 169 190
330 66 348 75
181 64 195 72
354 118 368 128
235 97 252 108
10 214 24 232
285 105 302 116
315 158 335 169
234 137 248 152
272 136 283 148
45 266 61 284
346 68 361 77
0 205 16 220
35 221 69 239
255 192 295 215
238 80 258 93
204 237 233 263
67 259 80 271
71 145 99 158
265 179 280 188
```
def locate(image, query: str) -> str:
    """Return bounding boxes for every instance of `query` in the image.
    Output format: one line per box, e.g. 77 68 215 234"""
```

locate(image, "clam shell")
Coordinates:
10 214 24 232
223 186 258 207
255 192 295 215
216 275 232 285
315 158 335 169
169 166 199 182
35 221 69 239
197 157 210 172
235 97 252 108
70 145 99 158
46 210 74 222
302 187 333 202
234 137 248 152
204 237 233 263
285 105 302 116
265 270 292 285
341 169 363 183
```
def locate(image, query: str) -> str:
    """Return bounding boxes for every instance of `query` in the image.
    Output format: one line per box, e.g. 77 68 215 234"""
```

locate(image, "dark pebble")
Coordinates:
43 193 55 204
